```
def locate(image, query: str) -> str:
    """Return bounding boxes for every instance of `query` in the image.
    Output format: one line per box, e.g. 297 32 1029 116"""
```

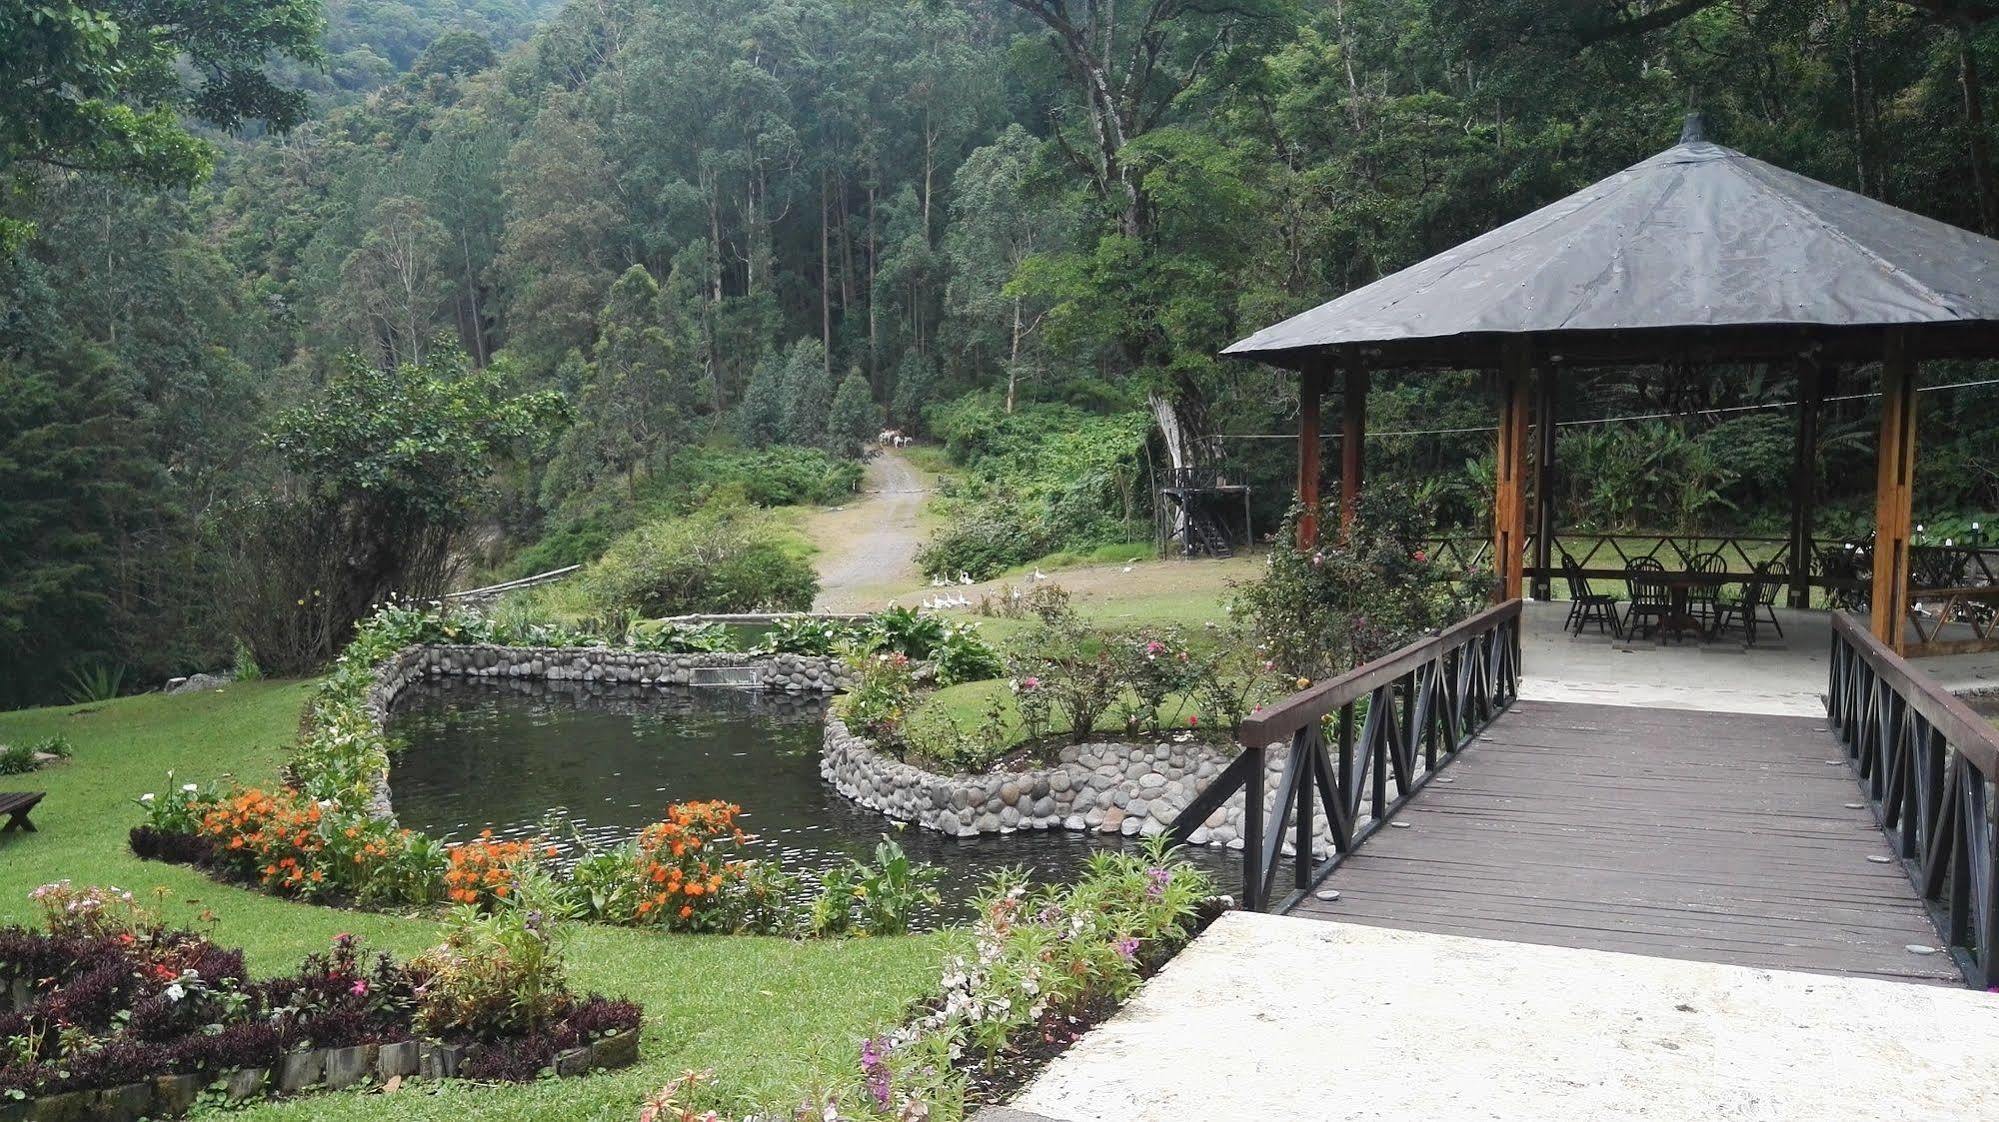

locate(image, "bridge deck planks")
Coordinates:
1286 698 1963 985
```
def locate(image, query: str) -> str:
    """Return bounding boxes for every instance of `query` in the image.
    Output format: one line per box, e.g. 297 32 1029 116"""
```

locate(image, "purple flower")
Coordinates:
859 1036 892 1109
1144 866 1171 900
1113 936 1140 961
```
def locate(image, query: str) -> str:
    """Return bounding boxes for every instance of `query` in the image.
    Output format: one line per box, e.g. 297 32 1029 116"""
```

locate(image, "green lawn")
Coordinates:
0 684 945 1121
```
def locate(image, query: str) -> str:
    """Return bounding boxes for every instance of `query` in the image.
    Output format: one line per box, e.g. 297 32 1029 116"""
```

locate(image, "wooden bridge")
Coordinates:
1169 600 1999 989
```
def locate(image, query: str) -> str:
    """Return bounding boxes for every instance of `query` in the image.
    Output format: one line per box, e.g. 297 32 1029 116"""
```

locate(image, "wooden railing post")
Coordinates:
1241 748 1265 911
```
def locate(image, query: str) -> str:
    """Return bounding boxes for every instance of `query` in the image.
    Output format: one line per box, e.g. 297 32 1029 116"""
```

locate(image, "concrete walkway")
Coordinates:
987 913 1999 1122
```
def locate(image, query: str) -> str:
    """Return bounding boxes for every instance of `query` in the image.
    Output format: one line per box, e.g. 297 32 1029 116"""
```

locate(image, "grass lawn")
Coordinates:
0 684 946 1121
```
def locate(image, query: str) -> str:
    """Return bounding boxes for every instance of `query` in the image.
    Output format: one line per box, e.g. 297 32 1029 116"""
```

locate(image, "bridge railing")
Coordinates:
1828 612 1999 988
1168 600 1522 912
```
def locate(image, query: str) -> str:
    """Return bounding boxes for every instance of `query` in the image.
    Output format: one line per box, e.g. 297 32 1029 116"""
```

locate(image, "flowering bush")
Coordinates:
179 784 444 904
444 831 547 909
628 801 749 931
660 839 1214 1121
27 882 150 941
133 774 213 836
1232 489 1486 681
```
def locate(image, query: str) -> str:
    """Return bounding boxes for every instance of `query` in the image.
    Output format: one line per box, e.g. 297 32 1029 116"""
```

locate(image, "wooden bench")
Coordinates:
0 792 44 833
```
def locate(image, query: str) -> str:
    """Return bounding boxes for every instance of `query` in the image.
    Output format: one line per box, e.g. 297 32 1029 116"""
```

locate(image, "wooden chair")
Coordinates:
1562 552 1622 636
1685 551 1726 627
1713 561 1786 644
1622 557 1671 640
0 792 45 834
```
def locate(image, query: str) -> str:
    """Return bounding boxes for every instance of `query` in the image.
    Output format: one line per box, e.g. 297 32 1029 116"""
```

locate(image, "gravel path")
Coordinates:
810 451 931 611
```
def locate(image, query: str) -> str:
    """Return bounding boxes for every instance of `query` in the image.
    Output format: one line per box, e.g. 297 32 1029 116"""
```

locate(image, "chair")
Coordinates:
1713 561 1786 644
1685 551 1726 627
1561 552 1622 637
1622 557 1671 640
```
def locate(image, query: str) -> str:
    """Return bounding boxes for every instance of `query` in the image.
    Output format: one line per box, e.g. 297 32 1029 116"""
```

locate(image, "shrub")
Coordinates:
758 614 858 656
932 624 1004 686
589 507 817 616
627 801 750 931
188 785 439 903
632 620 735 653
1232 487 1485 682
916 499 1046 581
443 832 546 909
839 653 919 751
855 606 945 660
27 883 150 941
0 743 33 775
412 887 574 1038
1020 623 1122 743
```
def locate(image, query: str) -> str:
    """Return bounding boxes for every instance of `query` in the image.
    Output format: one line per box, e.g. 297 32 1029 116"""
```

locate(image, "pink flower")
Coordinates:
1187 715 1199 727
1413 550 1428 562
349 978 369 997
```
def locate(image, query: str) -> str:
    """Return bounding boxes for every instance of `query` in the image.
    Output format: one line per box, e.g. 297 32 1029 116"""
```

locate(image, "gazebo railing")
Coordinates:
1421 532 1998 602
1827 612 1999 988
1167 600 1521 913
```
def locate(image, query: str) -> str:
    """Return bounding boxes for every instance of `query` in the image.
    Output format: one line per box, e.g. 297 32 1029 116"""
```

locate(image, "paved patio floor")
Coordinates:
985 913 1999 1122
1517 600 1999 716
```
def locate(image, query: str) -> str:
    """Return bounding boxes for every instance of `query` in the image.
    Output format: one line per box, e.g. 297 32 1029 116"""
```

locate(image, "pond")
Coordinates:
1968 691 1999 730
386 677 1234 908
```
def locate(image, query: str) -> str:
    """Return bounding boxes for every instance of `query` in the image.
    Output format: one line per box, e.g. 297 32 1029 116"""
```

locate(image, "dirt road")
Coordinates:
808 451 932 611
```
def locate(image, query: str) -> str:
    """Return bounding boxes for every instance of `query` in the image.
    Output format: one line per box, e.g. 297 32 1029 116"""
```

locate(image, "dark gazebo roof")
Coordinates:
1225 116 1999 371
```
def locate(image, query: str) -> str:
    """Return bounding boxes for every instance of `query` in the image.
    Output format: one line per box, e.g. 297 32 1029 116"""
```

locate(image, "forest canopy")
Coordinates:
4 0 1999 705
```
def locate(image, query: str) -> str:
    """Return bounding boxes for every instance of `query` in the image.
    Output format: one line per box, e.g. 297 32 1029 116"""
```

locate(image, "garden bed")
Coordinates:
0 886 642 1121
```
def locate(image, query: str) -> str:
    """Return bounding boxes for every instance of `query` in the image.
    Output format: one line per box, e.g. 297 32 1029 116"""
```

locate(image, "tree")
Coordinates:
826 369 882 457
244 349 565 671
0 341 144 707
543 265 692 505
779 337 833 447
336 195 450 370
0 0 323 201
943 125 1068 411
737 351 786 448
494 93 625 377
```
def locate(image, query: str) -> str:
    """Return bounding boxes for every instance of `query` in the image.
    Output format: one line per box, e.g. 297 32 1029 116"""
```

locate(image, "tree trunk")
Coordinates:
1846 0 1876 195
1150 391 1190 546
1960 25 1999 234
821 168 833 374
868 182 879 387
1007 294 1022 415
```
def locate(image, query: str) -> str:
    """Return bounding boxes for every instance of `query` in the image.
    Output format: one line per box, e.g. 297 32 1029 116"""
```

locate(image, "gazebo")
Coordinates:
1225 114 1999 655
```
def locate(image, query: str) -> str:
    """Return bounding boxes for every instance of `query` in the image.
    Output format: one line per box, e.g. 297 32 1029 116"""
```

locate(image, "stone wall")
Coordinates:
820 714 1336 856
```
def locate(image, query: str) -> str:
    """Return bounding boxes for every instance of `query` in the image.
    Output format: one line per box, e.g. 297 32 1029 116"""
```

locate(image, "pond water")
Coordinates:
1968 692 1999 729
386 677 1234 907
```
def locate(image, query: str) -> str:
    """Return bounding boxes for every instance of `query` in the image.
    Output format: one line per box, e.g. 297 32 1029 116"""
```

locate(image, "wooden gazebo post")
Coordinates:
1340 356 1368 540
1530 364 1558 600
1493 339 1533 602
1871 332 1918 652
1297 359 1327 547
1787 358 1831 609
